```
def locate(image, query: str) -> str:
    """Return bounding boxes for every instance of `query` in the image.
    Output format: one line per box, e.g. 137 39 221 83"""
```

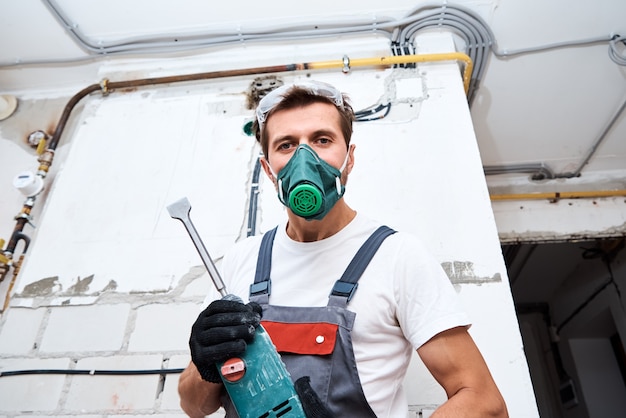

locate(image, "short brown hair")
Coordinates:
253 85 355 157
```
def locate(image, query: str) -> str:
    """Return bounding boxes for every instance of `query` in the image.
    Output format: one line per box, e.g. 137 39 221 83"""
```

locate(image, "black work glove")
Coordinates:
295 376 335 418
189 298 262 383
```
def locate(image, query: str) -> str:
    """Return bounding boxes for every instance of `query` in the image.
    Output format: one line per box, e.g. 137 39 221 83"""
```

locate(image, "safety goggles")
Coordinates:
255 80 344 131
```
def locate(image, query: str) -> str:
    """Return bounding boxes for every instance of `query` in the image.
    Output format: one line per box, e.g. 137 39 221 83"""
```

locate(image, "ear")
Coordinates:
260 156 278 187
344 144 356 175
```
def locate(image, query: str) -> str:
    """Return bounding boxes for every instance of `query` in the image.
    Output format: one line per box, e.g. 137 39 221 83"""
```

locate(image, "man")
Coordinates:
178 80 508 417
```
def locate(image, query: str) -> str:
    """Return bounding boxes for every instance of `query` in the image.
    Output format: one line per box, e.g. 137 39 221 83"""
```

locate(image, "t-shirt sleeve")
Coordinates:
219 234 265 303
392 233 471 349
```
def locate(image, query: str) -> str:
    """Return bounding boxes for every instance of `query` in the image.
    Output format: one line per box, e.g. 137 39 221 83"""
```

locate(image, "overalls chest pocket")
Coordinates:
261 321 338 355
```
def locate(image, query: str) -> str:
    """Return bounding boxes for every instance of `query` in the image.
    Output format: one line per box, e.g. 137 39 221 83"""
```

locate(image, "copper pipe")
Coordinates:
2 254 25 311
48 64 301 150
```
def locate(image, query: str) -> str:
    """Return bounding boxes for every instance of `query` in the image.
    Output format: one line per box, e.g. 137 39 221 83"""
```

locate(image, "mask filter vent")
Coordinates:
289 184 322 218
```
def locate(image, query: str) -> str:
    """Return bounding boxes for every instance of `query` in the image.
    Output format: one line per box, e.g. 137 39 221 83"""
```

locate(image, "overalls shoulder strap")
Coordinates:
249 225 396 306
249 226 278 305
328 225 396 307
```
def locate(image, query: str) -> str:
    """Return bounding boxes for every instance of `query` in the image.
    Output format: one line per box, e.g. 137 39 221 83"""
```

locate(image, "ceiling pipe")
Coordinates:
484 163 555 181
487 93 626 182
557 93 626 179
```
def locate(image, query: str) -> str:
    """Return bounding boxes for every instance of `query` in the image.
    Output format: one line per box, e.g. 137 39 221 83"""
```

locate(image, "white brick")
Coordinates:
40 304 130 352
159 355 226 417
21 415 101 418
179 266 212 299
0 307 45 355
0 357 71 412
65 354 162 411
108 415 188 418
160 354 189 411
128 303 201 352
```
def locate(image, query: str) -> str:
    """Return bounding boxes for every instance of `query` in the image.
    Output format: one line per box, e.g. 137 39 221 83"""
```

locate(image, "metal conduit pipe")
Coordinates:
487 92 626 182
483 163 556 181
556 93 626 179
1 53 473 261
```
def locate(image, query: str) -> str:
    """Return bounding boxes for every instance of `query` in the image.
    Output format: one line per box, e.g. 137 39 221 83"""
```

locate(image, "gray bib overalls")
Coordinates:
223 225 395 417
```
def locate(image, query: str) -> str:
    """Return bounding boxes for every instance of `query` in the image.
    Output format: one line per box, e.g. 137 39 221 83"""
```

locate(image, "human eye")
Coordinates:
274 139 297 153
313 134 334 146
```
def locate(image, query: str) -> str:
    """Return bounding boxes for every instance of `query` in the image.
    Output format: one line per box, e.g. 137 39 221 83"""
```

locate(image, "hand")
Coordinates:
189 298 262 383
295 376 335 418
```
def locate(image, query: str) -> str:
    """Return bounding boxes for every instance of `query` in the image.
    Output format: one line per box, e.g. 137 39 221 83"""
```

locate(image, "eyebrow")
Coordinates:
270 129 340 145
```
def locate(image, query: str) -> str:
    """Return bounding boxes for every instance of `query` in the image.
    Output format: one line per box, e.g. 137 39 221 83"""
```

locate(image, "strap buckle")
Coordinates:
250 280 271 296
330 281 358 302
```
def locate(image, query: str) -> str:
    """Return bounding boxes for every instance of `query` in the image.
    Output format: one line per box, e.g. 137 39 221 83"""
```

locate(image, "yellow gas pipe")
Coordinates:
308 53 473 94
490 190 626 201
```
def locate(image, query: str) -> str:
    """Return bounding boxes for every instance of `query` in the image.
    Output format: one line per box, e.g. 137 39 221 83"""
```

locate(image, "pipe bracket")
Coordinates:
100 78 110 96
342 55 351 74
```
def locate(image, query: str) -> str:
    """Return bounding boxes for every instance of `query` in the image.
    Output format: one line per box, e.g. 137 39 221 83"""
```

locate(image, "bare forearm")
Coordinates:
431 387 508 418
178 362 223 418
418 328 508 418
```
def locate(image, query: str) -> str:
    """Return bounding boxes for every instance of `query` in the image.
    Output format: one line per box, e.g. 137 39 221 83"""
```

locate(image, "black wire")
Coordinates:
355 103 392 122
247 154 262 237
0 368 184 377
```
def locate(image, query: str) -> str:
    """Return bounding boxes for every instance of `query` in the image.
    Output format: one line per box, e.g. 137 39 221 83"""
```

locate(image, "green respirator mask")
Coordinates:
271 144 348 221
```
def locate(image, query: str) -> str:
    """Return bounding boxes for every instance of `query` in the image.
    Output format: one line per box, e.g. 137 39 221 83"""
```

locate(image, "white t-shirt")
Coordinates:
221 213 470 417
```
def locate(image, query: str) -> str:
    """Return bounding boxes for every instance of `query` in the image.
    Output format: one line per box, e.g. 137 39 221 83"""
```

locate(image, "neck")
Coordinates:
285 200 356 242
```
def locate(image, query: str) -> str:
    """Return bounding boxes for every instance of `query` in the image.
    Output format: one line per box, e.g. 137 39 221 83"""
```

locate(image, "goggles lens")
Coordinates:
256 81 344 130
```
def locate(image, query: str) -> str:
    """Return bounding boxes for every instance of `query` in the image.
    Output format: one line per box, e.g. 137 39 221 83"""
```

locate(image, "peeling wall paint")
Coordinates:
494 198 626 244
19 276 61 297
441 261 502 284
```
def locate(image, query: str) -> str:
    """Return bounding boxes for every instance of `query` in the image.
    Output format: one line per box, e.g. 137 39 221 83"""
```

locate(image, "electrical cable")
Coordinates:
556 92 626 179
0 368 184 377
608 35 626 66
556 243 624 334
354 103 392 121
40 0 398 56
492 35 612 59
247 154 262 238
391 3 495 104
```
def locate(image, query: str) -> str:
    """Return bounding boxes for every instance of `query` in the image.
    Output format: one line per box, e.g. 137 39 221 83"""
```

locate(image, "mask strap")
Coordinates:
336 148 351 195
277 179 286 204
267 161 287 205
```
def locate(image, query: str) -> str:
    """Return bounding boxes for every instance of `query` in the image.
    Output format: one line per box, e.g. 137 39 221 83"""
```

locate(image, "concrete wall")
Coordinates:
0 34 538 416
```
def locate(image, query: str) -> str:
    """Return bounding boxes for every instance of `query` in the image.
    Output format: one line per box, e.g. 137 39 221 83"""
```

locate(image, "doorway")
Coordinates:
503 238 626 418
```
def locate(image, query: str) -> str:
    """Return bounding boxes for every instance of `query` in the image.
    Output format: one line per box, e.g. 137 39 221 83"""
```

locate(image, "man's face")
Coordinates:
261 102 354 183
